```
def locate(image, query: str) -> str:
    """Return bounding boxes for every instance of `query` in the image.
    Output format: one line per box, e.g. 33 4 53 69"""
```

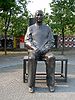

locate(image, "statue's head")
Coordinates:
35 10 44 24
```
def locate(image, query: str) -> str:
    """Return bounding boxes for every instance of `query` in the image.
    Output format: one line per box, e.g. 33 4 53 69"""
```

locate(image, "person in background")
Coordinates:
25 10 55 93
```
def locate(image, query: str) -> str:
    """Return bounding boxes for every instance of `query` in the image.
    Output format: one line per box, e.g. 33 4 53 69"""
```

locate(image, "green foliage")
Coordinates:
0 0 15 11
0 0 29 37
49 0 75 35
11 15 28 36
10 0 29 36
0 0 16 37
43 13 51 26
0 17 4 35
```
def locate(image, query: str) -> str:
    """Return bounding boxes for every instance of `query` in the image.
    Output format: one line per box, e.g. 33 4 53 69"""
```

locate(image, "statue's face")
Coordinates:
35 10 43 23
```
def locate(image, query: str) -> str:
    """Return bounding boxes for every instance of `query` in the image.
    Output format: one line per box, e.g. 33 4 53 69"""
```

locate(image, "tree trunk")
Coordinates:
4 10 12 55
61 27 64 55
4 30 7 55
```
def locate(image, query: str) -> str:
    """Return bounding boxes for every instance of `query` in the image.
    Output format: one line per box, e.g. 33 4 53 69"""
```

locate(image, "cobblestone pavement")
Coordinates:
0 50 75 100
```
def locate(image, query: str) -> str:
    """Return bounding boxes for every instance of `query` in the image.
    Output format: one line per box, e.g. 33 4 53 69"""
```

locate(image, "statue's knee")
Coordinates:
28 56 35 60
48 56 55 60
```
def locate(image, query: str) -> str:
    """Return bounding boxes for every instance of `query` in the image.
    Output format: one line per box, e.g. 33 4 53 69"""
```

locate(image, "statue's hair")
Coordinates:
35 10 43 17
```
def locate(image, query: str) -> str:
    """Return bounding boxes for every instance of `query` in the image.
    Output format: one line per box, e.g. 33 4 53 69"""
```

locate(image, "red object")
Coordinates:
20 36 24 43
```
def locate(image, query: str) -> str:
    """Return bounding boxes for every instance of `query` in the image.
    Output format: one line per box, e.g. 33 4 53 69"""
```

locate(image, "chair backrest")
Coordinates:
29 18 35 26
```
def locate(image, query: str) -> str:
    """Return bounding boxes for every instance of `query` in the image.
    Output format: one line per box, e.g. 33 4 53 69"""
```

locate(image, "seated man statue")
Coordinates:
24 10 55 93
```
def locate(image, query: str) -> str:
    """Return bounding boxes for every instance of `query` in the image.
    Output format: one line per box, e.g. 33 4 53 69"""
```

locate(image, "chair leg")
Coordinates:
23 60 26 83
65 60 68 82
61 61 63 77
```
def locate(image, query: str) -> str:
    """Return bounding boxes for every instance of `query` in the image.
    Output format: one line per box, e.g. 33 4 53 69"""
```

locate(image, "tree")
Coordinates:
0 0 15 55
0 0 29 54
50 0 75 54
